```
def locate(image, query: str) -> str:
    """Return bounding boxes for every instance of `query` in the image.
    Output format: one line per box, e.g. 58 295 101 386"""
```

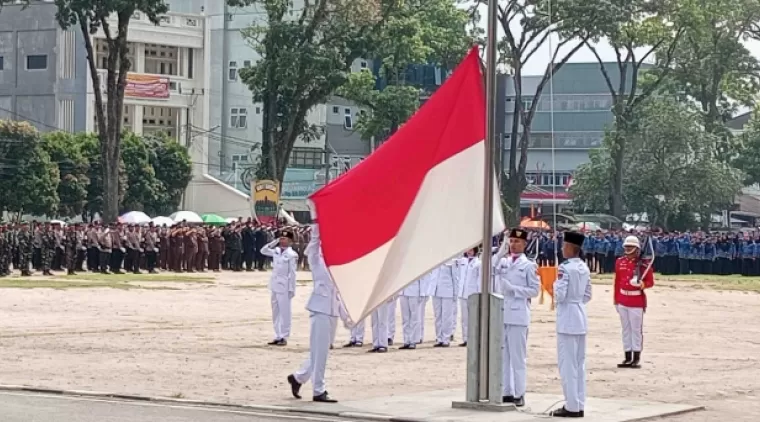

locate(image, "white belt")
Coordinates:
620 289 642 296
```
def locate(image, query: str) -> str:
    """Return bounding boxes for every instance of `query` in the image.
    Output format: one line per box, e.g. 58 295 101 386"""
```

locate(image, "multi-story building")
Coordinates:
499 63 630 216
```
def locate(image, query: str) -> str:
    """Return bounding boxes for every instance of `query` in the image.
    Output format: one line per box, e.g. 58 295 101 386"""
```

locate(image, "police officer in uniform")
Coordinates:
550 231 591 418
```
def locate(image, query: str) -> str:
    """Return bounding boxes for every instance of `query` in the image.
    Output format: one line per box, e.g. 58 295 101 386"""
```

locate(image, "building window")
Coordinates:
26 54 48 70
243 60 251 68
230 108 247 128
228 61 238 81
231 154 250 171
289 148 323 169
344 108 353 129
525 171 573 187
332 106 339 114
0 56 4 71
187 48 194 79
360 60 368 69
255 106 261 114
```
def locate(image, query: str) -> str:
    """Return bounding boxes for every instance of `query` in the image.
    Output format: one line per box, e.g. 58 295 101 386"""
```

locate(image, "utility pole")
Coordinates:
324 129 331 185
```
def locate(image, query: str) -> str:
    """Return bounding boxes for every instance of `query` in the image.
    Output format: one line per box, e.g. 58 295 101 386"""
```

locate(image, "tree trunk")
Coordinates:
609 117 627 219
502 176 522 227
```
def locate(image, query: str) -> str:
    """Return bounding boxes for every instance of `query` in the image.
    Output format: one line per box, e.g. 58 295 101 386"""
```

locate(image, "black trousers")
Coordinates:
76 249 86 271
243 249 254 270
32 247 41 270
146 251 157 272
679 258 689 274
99 251 111 272
87 247 99 271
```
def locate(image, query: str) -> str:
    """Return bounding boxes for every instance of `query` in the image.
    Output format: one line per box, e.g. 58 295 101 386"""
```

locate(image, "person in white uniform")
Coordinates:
339 300 365 348
261 231 299 346
432 259 458 347
387 297 397 346
368 297 394 353
418 271 434 344
456 247 481 347
399 277 423 350
287 223 340 403
497 229 540 408
550 231 592 418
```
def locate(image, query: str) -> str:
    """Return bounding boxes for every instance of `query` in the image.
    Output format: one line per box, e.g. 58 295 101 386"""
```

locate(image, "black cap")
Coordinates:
509 228 528 241
279 231 294 240
564 231 586 247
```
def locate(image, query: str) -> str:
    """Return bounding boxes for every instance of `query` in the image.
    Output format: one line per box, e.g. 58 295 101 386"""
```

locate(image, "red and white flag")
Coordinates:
309 47 505 322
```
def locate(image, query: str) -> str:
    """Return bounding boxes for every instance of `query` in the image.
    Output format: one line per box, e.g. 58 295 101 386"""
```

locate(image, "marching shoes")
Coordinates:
617 351 633 368
287 374 302 399
549 407 584 418
313 391 338 403
630 351 642 369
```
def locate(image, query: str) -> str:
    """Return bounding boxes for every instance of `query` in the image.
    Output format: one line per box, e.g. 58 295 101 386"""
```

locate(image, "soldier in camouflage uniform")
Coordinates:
17 222 32 276
41 223 55 276
4 225 13 276
0 226 7 276
65 225 78 275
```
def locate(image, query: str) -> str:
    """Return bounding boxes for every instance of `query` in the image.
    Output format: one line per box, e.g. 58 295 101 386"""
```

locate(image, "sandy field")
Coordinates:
0 271 757 421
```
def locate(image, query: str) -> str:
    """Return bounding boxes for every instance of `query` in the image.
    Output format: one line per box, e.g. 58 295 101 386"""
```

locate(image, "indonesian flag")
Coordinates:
309 47 505 322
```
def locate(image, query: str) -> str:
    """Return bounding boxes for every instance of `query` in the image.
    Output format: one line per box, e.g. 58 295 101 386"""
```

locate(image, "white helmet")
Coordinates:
623 236 640 249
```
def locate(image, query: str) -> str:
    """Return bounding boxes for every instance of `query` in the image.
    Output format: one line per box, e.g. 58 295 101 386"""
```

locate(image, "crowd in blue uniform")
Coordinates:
509 230 760 277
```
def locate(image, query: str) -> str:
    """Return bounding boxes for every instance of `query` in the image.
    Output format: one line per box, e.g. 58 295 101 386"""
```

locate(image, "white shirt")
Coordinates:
302 225 340 317
432 260 458 298
553 257 592 335
402 278 422 297
498 254 540 327
457 256 482 299
261 240 299 294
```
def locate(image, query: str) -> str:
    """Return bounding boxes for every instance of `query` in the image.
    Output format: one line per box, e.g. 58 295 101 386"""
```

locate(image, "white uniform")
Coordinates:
292 226 340 396
418 272 435 343
456 256 481 343
371 297 393 349
432 260 458 345
553 257 592 413
338 300 365 344
401 279 423 346
496 253 540 399
261 240 299 341
388 297 397 343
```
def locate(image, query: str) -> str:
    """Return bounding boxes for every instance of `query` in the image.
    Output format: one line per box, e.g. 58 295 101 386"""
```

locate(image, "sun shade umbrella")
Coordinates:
202 214 227 226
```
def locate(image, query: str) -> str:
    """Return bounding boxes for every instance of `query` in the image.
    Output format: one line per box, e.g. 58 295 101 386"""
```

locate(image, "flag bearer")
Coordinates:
456 247 481 346
550 231 591 418
614 236 654 369
262 231 299 346
399 276 423 350
287 223 340 403
498 229 540 407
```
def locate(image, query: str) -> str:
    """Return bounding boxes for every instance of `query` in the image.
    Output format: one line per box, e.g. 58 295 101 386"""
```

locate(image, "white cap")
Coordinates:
623 236 640 249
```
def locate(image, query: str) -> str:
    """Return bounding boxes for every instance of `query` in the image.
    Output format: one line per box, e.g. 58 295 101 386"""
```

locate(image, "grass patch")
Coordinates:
55 273 214 283
0 278 133 290
592 273 760 292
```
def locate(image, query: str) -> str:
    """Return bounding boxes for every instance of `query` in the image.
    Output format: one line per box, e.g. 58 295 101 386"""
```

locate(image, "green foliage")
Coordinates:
145 134 193 215
41 132 90 218
121 132 162 213
733 112 760 186
79 132 126 218
0 121 60 217
54 0 168 30
571 97 742 229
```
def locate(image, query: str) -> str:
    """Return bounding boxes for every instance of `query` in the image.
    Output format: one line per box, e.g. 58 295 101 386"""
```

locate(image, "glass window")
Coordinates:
230 108 247 128
228 61 238 81
26 54 47 70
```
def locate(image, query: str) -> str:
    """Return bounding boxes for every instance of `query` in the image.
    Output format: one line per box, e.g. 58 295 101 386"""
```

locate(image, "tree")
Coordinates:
657 0 760 136
338 0 473 143
54 0 169 223
145 134 193 215
733 112 760 186
571 97 742 229
0 121 60 217
120 131 162 213
41 132 91 218
238 0 397 183
80 132 127 220
483 0 604 225
583 0 687 218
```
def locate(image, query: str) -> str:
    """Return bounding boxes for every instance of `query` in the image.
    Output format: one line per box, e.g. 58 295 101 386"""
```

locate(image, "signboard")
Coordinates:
252 179 280 224
125 74 170 99
281 168 325 199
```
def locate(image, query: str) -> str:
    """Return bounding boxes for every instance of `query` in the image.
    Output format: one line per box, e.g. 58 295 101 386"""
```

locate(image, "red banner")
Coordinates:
125 74 170 99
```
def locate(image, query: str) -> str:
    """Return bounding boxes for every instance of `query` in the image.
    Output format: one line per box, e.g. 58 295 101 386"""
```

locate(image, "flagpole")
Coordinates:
478 0 499 402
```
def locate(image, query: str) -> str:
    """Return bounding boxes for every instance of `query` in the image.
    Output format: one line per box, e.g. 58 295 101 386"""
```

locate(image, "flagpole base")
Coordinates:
454 293 507 409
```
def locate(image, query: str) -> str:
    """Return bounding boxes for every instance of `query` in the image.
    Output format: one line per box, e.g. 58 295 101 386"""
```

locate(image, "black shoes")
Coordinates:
268 339 287 346
313 391 338 403
458 342 467 347
433 342 450 348
287 374 301 399
617 351 641 368
501 396 524 407
343 341 363 348
399 344 416 350
549 406 584 418
367 347 388 353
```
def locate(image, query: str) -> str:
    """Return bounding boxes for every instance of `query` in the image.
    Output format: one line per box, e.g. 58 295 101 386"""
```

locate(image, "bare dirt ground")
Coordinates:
0 271 757 421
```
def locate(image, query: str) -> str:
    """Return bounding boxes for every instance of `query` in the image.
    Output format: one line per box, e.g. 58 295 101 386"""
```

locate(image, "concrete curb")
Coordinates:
0 384 426 421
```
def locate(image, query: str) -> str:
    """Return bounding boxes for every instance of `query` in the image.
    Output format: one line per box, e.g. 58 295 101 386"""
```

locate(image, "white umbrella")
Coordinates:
50 219 66 226
120 211 151 225
169 211 203 224
225 217 238 224
152 216 175 227
573 222 602 232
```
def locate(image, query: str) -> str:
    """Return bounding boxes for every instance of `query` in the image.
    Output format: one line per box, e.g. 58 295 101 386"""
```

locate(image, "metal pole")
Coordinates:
478 0 499 401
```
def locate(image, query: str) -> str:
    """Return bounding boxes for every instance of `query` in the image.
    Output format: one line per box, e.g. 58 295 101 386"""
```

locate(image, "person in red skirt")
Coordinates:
614 236 655 369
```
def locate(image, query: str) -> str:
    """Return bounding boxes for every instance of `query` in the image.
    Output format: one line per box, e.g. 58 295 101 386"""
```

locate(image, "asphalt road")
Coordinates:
0 392 348 422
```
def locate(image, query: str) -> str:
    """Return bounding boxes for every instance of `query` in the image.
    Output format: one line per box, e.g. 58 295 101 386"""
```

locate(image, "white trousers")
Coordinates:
372 302 390 348
459 298 469 342
617 305 644 352
351 320 366 343
400 296 422 345
270 291 292 340
557 334 586 413
419 296 429 343
502 324 528 398
294 312 335 396
330 314 338 345
387 297 397 341
433 297 455 344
